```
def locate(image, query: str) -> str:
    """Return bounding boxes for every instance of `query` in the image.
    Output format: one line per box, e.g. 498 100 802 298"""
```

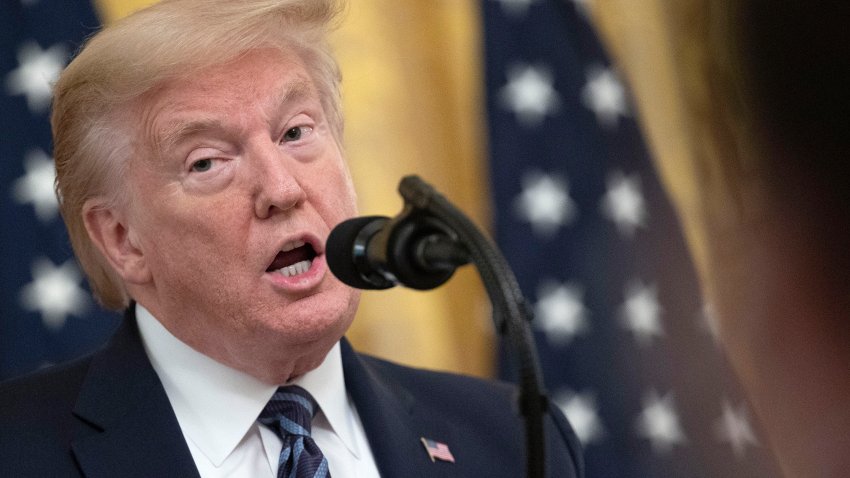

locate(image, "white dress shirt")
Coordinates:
136 305 381 478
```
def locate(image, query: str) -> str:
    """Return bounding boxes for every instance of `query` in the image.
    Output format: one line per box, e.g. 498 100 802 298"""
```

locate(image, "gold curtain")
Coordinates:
93 0 494 377
92 0 154 21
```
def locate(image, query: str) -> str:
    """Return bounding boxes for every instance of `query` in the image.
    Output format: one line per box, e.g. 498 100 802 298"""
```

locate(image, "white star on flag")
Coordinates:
600 170 648 238
5 41 67 113
13 148 58 222
19 257 89 330
620 280 664 346
499 63 561 127
581 64 628 129
636 391 686 454
514 170 576 238
715 400 759 458
554 389 605 445
492 0 539 17
534 280 589 344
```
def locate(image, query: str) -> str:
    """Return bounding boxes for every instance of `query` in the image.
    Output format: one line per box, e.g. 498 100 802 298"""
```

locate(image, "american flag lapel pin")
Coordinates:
420 437 456 463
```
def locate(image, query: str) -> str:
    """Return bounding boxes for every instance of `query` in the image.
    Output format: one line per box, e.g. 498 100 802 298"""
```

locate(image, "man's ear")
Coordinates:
83 200 151 285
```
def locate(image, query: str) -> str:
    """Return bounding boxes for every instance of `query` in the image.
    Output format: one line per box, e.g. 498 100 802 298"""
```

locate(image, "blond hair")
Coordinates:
52 0 345 310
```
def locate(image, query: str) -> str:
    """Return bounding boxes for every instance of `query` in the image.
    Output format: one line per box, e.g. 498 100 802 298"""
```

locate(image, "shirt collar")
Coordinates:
135 304 360 465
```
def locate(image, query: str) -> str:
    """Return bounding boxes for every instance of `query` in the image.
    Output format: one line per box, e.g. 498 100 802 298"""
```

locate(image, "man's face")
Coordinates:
123 48 359 380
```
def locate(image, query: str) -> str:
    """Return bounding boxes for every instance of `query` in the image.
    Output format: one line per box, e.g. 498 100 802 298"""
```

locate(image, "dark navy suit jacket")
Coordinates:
0 308 584 477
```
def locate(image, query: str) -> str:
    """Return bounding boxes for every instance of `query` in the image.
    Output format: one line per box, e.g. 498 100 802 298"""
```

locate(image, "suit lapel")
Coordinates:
70 307 200 478
341 339 460 477
68 313 467 477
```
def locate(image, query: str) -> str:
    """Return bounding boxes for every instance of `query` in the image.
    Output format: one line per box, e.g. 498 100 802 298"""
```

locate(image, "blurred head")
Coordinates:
53 0 347 310
671 1 850 216
591 0 850 279
732 2 850 199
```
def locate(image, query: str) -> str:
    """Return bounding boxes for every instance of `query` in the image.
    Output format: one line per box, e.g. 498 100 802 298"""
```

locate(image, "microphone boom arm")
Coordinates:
396 175 548 478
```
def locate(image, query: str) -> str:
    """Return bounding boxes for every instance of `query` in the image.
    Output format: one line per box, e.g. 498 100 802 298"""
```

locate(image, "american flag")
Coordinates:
482 0 781 476
421 437 456 464
1 1 120 380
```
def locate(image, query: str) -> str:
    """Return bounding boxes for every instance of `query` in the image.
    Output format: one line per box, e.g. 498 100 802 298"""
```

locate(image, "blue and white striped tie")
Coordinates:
258 385 330 478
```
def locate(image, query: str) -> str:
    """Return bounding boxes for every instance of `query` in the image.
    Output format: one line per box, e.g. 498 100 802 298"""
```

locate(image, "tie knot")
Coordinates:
259 385 318 438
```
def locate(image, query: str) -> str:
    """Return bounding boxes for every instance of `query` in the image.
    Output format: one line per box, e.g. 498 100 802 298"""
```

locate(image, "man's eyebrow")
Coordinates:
273 78 313 111
154 117 226 156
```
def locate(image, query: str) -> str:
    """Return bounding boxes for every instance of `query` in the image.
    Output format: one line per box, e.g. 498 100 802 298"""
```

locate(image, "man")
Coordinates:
0 0 583 477
591 1 850 476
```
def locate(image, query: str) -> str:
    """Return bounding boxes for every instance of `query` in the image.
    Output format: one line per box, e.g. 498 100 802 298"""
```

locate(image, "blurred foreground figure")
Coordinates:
591 2 850 477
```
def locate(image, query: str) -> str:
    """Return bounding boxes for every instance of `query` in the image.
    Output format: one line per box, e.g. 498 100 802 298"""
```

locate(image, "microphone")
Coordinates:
326 214 470 290
328 175 548 477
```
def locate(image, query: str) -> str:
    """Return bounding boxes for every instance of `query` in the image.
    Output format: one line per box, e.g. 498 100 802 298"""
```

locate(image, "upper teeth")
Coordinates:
281 240 305 252
278 259 312 277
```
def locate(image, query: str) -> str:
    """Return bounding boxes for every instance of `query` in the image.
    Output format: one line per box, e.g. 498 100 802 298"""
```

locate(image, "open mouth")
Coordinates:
266 240 318 278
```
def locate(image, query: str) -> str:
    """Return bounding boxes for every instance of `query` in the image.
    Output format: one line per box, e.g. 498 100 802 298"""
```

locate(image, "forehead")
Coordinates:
137 49 317 153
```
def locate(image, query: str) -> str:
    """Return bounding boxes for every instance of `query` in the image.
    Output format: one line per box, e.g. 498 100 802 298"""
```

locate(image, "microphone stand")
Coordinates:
395 175 547 478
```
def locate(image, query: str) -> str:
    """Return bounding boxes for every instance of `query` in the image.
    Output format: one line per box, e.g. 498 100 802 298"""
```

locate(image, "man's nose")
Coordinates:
252 144 307 219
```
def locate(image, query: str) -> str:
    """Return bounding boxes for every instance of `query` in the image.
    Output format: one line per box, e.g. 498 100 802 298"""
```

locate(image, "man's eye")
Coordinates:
190 159 213 172
282 126 312 142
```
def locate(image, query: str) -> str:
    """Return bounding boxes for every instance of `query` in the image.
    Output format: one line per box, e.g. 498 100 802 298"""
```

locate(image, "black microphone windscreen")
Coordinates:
326 216 390 289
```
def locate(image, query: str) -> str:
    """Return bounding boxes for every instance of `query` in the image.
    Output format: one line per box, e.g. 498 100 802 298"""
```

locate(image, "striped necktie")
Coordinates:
258 385 331 478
